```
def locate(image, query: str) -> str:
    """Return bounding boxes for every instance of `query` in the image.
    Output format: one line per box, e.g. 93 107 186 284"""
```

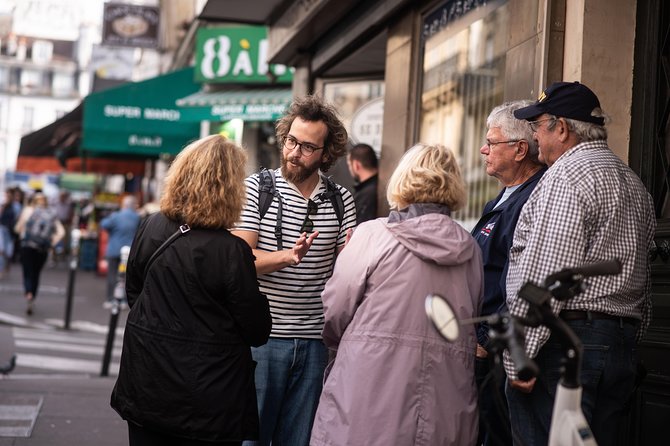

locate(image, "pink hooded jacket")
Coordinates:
311 205 483 446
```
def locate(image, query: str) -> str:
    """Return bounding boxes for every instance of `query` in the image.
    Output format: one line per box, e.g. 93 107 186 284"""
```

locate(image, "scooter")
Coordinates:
425 259 623 446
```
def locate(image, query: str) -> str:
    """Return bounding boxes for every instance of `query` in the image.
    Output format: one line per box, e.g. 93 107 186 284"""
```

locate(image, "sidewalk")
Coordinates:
0 259 129 445
0 376 127 446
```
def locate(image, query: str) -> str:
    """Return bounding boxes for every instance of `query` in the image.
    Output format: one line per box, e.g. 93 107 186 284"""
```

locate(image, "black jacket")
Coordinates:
111 212 271 442
471 168 546 347
353 174 378 224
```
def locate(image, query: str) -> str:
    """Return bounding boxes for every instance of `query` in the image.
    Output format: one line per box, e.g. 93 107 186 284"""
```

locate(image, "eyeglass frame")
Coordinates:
528 117 557 132
300 199 319 233
283 135 325 156
485 139 522 150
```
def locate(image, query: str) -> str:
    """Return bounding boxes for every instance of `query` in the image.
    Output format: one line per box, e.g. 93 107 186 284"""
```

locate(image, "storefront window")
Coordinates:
419 0 508 229
323 79 385 191
323 80 385 157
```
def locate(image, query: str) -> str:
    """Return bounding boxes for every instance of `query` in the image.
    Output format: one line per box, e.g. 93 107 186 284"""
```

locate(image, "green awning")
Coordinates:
82 68 201 157
176 88 292 122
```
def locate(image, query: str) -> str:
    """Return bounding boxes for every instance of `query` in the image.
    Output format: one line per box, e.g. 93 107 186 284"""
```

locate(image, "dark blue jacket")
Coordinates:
471 167 546 347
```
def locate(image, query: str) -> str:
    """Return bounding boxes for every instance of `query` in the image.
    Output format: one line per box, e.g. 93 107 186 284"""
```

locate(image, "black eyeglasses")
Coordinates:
485 139 521 150
528 117 556 132
283 135 324 156
300 200 319 233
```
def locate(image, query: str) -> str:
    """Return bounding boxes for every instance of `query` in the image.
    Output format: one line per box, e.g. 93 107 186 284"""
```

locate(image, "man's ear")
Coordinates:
557 118 569 142
515 140 529 161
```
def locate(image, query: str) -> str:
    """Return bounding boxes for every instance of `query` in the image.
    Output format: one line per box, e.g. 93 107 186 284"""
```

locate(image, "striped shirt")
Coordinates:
503 140 655 380
235 169 357 339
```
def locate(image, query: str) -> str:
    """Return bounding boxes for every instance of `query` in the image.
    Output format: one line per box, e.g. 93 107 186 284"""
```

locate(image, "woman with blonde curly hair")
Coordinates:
311 143 483 446
111 135 271 446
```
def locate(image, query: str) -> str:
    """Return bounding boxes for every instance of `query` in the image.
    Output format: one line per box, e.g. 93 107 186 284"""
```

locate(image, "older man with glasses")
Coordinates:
504 82 655 445
471 100 546 446
232 95 356 446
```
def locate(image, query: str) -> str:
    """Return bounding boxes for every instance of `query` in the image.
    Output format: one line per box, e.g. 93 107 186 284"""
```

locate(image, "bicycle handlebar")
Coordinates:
543 259 622 301
544 259 622 286
504 316 539 381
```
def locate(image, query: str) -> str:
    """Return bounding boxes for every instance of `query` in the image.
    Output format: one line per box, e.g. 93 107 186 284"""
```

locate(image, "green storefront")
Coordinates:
82 67 201 157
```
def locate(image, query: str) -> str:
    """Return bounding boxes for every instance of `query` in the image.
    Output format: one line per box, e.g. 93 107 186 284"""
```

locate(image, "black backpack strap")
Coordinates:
258 168 274 219
318 175 344 226
257 168 284 250
143 224 191 280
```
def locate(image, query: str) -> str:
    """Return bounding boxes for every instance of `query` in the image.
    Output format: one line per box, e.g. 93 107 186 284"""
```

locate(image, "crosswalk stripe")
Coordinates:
14 340 122 357
44 319 126 336
0 396 43 438
15 354 119 375
11 326 123 376
12 328 123 346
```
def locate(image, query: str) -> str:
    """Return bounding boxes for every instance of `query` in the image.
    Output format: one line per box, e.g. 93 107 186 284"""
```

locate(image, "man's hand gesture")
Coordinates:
289 231 319 265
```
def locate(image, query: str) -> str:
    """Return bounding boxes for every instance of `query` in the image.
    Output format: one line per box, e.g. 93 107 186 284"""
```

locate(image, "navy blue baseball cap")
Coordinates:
513 81 605 125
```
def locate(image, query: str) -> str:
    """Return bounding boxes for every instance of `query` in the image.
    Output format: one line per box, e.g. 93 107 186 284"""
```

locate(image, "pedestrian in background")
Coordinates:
505 82 655 445
347 143 379 223
100 195 140 308
111 135 271 446
14 192 64 315
10 187 24 264
54 190 74 263
232 95 357 446
310 143 483 446
0 188 18 278
471 100 546 445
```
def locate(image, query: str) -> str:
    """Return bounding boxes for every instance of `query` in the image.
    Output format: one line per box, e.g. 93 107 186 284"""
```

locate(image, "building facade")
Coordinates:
200 0 669 443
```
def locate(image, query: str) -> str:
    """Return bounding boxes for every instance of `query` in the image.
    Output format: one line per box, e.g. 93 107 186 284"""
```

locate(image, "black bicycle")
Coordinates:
426 259 623 446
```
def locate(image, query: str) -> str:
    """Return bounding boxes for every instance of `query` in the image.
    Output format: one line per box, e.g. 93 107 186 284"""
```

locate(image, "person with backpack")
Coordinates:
14 192 64 315
232 95 357 446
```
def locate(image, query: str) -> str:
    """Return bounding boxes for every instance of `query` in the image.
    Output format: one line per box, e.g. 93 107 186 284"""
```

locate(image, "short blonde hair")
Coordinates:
160 135 247 229
386 143 466 211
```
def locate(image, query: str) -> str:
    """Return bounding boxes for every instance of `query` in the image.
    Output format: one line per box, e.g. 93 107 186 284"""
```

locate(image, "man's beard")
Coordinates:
281 153 321 184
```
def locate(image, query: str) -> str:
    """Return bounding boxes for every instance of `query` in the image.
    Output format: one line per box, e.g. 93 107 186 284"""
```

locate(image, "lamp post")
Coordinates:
101 245 130 377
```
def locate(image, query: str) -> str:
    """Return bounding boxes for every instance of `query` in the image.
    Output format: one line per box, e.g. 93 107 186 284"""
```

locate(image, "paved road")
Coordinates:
0 259 129 444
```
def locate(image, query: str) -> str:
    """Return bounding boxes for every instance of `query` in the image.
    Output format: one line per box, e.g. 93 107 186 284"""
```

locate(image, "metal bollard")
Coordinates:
63 229 81 330
101 245 130 377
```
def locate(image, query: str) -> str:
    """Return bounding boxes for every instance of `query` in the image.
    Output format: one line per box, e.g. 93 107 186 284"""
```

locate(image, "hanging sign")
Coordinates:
195 26 293 84
102 3 160 48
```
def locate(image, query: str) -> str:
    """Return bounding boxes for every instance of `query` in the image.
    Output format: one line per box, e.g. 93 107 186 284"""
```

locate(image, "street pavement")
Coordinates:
0 258 129 445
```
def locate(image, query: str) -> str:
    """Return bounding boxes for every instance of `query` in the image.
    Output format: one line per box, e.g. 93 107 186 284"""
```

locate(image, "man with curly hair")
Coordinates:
233 95 357 446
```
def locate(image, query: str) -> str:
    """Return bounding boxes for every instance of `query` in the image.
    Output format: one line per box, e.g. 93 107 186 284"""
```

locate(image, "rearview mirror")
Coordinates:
425 294 460 341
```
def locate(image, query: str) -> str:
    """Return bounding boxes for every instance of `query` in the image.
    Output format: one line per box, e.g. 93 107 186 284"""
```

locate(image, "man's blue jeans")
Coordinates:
506 318 638 446
243 338 327 446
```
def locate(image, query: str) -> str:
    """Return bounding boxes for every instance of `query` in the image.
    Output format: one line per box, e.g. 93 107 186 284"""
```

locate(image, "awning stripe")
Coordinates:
176 88 292 107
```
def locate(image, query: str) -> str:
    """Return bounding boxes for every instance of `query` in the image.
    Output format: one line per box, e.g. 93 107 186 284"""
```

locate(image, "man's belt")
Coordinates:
559 310 638 326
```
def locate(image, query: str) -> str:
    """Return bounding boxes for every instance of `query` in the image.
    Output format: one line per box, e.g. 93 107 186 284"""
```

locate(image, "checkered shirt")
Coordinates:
503 140 655 380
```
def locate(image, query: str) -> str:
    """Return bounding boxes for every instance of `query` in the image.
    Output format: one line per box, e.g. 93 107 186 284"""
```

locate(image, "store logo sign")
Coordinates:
195 26 293 83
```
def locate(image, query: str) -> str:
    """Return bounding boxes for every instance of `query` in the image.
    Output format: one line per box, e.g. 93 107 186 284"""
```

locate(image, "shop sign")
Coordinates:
423 0 490 41
350 97 384 157
195 26 293 83
179 103 288 123
102 3 160 49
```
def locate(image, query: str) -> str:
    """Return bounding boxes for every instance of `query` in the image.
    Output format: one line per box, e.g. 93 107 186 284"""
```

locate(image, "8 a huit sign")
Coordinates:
195 26 293 83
